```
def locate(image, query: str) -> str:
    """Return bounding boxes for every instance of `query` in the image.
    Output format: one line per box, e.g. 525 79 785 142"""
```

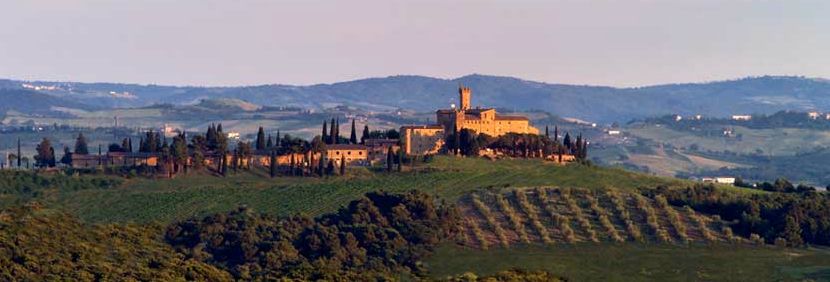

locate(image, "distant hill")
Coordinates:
0 88 96 117
3 75 830 123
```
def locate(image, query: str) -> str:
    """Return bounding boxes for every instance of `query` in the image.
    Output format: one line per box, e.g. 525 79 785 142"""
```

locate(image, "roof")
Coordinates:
326 144 368 150
401 124 444 130
495 115 529 121
364 138 399 146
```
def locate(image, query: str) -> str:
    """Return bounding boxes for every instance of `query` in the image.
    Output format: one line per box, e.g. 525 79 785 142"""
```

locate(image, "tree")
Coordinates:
75 133 89 154
563 132 571 151
349 120 357 144
121 138 131 152
339 155 346 175
361 125 369 144
397 148 404 172
255 127 266 150
60 147 72 166
266 134 273 149
220 152 228 176
269 150 277 178
172 133 188 174
276 130 281 148
329 118 336 144
322 121 328 145
386 146 394 172
545 125 549 138
326 159 335 176
335 118 341 144
17 138 21 167
34 138 55 168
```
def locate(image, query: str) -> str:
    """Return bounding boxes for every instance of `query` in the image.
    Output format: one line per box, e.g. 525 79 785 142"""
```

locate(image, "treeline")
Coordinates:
646 184 830 246
646 110 830 131
0 204 232 281
165 190 460 280
2 191 462 280
444 127 588 160
0 170 121 200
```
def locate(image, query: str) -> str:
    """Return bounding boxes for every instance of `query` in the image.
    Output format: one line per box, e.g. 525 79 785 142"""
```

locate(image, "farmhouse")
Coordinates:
324 144 368 166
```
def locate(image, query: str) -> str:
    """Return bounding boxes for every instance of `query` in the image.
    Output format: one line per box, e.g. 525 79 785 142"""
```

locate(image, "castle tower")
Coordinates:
459 86 471 111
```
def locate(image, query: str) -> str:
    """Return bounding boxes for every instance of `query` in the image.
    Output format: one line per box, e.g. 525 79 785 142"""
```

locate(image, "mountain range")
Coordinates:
3 74 830 123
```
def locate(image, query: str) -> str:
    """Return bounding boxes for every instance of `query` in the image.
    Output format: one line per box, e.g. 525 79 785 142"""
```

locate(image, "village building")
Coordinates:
400 125 444 155
324 144 369 166
363 138 400 163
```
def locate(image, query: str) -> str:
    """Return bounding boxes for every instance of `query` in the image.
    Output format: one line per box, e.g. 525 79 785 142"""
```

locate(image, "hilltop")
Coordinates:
4 75 830 123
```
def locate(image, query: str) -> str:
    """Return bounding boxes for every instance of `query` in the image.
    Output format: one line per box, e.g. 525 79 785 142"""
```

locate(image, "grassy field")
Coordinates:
10 156 701 224
426 244 830 281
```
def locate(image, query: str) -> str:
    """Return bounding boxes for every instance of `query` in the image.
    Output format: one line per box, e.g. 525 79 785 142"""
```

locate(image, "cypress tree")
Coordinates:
75 133 89 155
221 152 228 176
350 120 357 144
255 126 266 150
17 138 21 167
329 118 336 144
397 148 404 172
266 134 273 149
334 118 341 144
276 130 281 148
339 155 346 175
290 154 296 176
361 125 369 144
326 159 335 176
269 150 276 178
322 121 328 145
545 125 549 138
386 146 394 172
317 155 325 176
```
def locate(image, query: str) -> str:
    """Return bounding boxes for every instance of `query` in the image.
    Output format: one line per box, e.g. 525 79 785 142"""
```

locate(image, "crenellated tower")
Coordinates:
459 86 471 111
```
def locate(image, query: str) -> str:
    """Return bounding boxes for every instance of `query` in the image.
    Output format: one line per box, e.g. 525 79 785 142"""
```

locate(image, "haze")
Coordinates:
1 0 828 87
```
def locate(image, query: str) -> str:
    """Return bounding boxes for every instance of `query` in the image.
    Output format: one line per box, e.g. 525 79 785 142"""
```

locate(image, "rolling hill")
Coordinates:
4 75 830 123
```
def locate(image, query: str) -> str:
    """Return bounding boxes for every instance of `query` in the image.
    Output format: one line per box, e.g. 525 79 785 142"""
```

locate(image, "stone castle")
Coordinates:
401 86 539 155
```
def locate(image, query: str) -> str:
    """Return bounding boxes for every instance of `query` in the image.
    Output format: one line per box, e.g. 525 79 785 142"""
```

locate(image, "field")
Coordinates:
426 244 830 281
456 188 731 249
5 156 698 224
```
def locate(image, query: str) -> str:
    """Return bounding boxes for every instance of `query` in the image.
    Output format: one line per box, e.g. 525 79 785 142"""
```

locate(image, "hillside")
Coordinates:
5 75 830 123
0 89 96 118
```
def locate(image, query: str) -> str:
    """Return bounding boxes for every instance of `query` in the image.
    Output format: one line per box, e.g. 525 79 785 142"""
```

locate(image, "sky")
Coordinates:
1 0 829 87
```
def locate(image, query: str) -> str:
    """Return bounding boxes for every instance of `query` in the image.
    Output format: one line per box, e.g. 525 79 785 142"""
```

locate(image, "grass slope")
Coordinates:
11 157 693 224
427 244 830 281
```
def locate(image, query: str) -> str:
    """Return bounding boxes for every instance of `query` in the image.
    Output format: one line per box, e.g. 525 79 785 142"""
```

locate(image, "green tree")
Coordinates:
361 125 369 144
322 121 328 145
339 155 346 175
75 133 89 154
60 146 72 166
34 138 55 168
329 118 336 144
255 126 266 150
350 119 357 144
269 150 277 178
326 159 335 175
172 133 188 174
386 146 394 172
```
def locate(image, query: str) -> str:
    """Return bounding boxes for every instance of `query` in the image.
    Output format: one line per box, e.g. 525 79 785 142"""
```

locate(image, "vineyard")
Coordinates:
458 187 737 247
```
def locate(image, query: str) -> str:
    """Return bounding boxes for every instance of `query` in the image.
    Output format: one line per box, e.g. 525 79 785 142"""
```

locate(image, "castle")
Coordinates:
401 86 539 155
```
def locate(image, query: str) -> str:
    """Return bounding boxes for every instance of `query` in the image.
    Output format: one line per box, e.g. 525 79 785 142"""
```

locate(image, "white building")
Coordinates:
731 115 752 121
702 177 736 185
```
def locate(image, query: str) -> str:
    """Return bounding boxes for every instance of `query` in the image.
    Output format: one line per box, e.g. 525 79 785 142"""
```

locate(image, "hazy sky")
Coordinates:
1 0 828 87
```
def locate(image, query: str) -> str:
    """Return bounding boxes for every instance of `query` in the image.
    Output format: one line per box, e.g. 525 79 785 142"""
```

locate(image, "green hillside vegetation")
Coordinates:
427 244 830 281
1 156 692 224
